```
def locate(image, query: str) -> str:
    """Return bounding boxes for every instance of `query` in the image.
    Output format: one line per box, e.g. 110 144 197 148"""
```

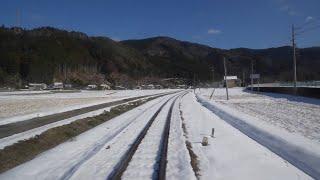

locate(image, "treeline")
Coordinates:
0 26 319 88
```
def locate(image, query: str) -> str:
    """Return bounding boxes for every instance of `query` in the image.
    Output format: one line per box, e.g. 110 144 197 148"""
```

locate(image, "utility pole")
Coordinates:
193 73 196 93
212 68 214 82
251 59 254 91
242 70 245 87
64 63 67 81
223 57 229 100
292 24 297 90
209 68 215 99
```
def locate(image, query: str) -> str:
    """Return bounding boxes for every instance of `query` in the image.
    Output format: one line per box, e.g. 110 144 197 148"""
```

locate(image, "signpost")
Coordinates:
250 74 260 91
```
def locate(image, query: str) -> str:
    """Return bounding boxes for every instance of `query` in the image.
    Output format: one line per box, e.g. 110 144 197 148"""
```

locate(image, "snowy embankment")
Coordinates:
0 93 176 180
196 88 320 179
0 96 153 149
0 89 177 125
181 92 312 179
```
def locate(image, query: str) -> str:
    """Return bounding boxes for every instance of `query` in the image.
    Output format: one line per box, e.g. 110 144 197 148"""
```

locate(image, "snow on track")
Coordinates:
0 97 145 149
0 93 175 149
120 96 177 179
166 93 196 180
0 89 177 125
180 92 312 179
69 95 176 180
0 94 176 180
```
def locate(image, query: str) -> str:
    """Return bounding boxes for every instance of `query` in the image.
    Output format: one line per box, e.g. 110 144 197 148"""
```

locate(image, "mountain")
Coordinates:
0 26 319 88
121 37 224 80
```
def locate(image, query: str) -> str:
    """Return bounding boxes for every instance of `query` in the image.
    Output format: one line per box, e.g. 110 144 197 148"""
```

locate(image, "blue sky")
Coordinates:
0 0 319 49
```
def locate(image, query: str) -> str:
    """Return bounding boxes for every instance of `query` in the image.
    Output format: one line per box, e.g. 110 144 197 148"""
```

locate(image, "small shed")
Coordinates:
147 84 155 89
155 85 163 89
223 76 241 88
100 84 111 90
28 83 47 90
115 86 126 90
86 84 97 90
53 82 64 89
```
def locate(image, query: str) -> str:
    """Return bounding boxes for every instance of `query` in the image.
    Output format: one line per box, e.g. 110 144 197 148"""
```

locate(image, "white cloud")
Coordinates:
207 28 221 34
305 16 314 22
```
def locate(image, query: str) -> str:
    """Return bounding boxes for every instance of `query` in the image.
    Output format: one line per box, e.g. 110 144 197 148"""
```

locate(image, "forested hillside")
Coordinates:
0 26 319 88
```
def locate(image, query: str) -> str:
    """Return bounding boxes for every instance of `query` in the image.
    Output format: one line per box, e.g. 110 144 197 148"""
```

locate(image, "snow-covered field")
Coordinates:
198 88 320 142
0 89 176 125
0 88 319 179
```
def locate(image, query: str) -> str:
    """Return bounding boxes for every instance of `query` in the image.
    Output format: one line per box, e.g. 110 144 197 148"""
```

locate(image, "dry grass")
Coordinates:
186 140 201 178
0 98 151 173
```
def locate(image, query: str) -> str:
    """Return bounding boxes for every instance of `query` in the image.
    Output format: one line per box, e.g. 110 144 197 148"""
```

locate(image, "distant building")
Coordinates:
28 83 47 90
86 84 97 90
100 84 111 90
115 86 126 90
64 84 73 89
155 85 163 89
177 84 187 89
146 84 155 89
223 76 241 88
53 82 64 89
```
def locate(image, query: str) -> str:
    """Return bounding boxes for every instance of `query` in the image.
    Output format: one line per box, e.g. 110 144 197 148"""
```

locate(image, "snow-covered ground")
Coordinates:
180 92 312 179
0 96 155 149
0 93 176 180
198 88 320 142
0 88 318 179
121 97 175 179
196 88 320 178
166 94 196 180
0 89 176 125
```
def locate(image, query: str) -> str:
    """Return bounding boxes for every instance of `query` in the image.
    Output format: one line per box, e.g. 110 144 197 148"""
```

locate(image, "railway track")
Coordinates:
56 92 185 180
0 91 189 180
107 92 186 180
59 94 177 180
0 91 178 139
